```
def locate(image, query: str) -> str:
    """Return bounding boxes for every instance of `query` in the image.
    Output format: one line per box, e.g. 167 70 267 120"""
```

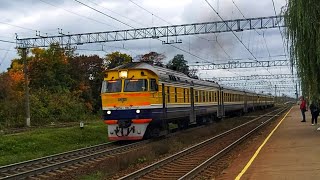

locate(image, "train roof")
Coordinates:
111 62 273 97
112 62 221 88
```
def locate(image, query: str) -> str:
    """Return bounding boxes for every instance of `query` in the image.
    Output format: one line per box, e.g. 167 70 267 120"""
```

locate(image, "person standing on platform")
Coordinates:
300 96 307 122
309 100 319 125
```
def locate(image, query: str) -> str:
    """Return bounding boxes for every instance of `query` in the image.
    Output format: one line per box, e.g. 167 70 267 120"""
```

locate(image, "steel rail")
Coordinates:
0 140 150 179
118 107 285 180
179 107 288 179
0 123 204 179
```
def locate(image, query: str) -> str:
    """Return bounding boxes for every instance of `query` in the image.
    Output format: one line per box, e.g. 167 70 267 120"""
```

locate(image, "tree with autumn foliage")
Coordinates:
28 44 72 92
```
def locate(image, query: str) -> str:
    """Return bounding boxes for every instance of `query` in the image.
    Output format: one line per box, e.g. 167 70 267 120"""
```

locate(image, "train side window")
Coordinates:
195 90 198 103
214 92 217 102
174 87 178 103
202 91 205 102
150 79 158 91
167 86 170 103
187 89 189 103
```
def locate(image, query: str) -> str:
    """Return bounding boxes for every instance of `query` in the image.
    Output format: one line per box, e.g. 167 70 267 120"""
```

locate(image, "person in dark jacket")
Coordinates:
309 100 319 125
300 96 307 122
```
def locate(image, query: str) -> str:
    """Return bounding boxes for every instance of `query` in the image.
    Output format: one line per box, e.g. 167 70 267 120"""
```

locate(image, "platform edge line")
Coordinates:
235 107 293 180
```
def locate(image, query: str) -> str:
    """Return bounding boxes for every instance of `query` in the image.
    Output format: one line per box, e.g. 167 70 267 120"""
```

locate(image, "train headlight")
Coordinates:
107 110 111 115
136 109 141 114
119 70 128 79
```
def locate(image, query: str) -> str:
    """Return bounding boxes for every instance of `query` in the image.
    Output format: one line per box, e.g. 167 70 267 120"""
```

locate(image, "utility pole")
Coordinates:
274 85 277 103
22 48 30 127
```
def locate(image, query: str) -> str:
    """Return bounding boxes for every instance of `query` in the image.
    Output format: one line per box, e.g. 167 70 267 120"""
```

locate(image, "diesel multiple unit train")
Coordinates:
101 62 274 140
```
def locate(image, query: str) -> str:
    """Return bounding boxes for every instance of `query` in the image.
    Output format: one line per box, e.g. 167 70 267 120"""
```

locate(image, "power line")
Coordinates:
231 0 271 58
271 0 288 58
38 0 117 29
86 0 146 27
74 0 135 28
128 0 220 64
204 0 257 61
78 0 212 64
0 39 16 44
204 0 274 75
0 46 15 67
128 0 172 25
0 21 36 31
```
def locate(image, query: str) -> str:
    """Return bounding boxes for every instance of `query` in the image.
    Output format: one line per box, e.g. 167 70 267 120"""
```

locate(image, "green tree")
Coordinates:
285 0 320 100
167 54 193 76
69 55 105 112
105 51 132 69
138 52 165 66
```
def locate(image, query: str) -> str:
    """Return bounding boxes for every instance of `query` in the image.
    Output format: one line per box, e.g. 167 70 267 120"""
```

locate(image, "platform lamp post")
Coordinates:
22 48 31 127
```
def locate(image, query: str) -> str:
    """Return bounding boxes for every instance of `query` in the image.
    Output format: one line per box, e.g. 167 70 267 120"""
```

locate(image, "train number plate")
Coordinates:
118 98 127 103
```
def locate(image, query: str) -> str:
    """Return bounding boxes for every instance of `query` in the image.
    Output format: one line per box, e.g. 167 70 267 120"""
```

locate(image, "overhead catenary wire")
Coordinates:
0 39 16 44
204 0 273 76
39 0 118 29
75 0 212 64
0 21 36 32
271 0 287 58
128 0 220 64
204 0 258 61
74 0 135 28
231 0 271 59
86 0 146 27
128 0 172 25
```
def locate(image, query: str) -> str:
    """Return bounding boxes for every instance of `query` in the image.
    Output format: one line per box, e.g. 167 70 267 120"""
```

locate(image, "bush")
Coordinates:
30 89 88 125
0 99 25 129
0 88 91 128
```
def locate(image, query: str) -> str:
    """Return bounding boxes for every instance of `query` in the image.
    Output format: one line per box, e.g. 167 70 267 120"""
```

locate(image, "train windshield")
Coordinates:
101 80 122 93
124 79 148 92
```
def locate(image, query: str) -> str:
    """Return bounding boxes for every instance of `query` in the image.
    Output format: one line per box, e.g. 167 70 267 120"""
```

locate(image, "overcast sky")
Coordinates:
0 0 297 97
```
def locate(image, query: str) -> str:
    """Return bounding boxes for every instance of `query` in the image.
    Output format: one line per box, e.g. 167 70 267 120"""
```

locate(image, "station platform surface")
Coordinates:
237 105 320 180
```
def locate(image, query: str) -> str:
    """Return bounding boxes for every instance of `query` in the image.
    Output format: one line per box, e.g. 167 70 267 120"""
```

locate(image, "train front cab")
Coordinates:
101 68 160 140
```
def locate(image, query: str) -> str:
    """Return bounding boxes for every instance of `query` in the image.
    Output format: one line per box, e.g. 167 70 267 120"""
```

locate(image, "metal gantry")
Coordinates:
221 80 295 87
231 85 296 92
204 74 297 81
16 15 284 48
189 59 291 70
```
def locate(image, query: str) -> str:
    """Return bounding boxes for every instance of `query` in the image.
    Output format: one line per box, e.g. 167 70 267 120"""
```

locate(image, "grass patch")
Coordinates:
0 120 108 166
79 171 105 180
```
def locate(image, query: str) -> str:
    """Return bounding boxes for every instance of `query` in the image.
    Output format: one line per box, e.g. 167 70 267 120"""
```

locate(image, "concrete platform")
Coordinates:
237 105 320 180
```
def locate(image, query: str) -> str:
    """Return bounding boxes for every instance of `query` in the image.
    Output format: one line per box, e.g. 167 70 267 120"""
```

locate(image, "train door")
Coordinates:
244 92 248 113
189 86 196 124
217 87 225 118
161 83 167 119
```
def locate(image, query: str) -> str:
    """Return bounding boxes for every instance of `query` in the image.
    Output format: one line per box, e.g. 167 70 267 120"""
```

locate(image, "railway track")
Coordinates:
0 122 203 179
119 107 288 180
0 140 150 180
